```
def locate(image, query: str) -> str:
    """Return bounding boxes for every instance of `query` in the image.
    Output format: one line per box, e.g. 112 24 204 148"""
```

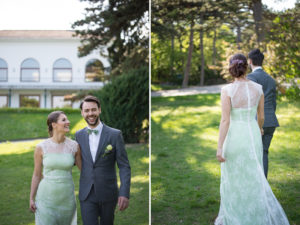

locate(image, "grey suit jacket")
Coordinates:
247 68 279 128
75 124 131 202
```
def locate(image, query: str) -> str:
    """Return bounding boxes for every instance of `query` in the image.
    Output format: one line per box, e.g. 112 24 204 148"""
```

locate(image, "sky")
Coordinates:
0 0 90 30
0 0 297 30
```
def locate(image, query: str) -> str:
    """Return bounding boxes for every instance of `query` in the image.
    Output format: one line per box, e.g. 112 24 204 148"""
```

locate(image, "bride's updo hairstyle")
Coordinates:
47 111 65 137
229 53 248 78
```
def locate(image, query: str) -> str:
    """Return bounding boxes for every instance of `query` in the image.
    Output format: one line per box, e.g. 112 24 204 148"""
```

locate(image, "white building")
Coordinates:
0 30 109 108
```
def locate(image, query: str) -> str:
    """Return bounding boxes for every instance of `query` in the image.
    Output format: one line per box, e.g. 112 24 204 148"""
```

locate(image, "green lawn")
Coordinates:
151 84 181 91
0 141 149 225
0 110 85 141
151 94 300 225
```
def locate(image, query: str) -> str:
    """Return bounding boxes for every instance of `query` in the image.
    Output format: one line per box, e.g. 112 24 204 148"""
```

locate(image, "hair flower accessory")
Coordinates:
102 144 113 158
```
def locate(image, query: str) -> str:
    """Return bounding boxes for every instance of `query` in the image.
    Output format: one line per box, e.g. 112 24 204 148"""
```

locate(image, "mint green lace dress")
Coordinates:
215 81 290 225
35 137 78 225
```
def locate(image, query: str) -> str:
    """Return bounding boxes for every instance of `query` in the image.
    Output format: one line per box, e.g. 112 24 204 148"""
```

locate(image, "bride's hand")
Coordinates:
29 199 36 213
216 152 225 162
260 128 264 135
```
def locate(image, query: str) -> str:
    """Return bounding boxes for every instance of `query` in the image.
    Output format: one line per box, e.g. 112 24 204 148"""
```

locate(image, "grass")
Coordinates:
0 111 85 141
151 84 181 91
151 94 300 225
0 141 149 225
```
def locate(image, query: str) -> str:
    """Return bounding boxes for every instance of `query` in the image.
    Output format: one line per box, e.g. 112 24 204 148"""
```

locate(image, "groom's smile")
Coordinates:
81 101 102 128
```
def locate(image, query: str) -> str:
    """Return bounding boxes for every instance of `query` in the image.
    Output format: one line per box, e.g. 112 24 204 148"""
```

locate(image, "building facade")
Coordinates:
0 30 109 108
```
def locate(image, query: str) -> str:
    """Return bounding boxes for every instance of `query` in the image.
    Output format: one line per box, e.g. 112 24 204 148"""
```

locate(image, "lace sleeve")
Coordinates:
36 141 46 154
221 84 231 98
68 139 78 156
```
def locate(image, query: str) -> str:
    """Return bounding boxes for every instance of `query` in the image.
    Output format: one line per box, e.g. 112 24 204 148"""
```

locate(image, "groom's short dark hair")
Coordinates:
80 95 100 110
248 49 264 66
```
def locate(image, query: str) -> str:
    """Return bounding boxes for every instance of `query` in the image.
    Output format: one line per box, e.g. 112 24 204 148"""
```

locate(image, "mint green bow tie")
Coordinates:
87 129 99 135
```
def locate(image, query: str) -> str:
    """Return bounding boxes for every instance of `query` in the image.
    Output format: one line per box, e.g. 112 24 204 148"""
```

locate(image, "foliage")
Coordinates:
285 84 300 101
0 141 149 225
20 97 39 108
0 107 80 114
151 94 300 224
72 0 149 75
264 3 300 85
90 67 149 143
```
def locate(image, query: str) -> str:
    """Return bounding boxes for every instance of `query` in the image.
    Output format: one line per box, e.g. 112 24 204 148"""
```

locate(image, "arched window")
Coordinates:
53 58 72 82
0 58 8 82
85 59 105 82
21 58 40 82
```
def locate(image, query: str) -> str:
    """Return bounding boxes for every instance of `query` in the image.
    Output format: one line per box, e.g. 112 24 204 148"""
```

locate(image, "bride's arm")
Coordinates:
217 89 231 162
29 146 43 212
75 145 82 170
257 94 265 135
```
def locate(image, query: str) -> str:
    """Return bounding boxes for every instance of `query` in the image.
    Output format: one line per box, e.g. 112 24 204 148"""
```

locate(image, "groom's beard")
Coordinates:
85 116 100 126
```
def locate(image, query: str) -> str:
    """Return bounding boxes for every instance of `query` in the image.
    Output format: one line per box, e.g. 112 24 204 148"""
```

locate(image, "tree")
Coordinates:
72 0 149 75
265 3 300 85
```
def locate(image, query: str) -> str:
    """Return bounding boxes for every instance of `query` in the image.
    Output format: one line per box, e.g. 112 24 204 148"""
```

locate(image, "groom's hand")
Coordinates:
118 196 129 211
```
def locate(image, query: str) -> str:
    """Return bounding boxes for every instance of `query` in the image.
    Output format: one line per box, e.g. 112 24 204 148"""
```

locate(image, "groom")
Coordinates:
247 49 279 178
75 95 131 225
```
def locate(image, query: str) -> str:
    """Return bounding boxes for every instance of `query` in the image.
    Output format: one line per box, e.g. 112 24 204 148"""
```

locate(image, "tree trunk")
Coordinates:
178 35 185 75
182 20 194 88
236 24 241 50
252 0 264 44
212 27 217 65
200 18 205 86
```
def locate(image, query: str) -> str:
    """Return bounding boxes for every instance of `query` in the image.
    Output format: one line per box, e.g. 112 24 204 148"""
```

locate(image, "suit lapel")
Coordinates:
94 124 109 162
83 127 94 163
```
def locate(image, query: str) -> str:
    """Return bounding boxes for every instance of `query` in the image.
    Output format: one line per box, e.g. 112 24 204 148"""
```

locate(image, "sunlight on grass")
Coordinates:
185 156 198 165
151 154 157 162
140 156 150 164
202 161 221 177
0 140 42 155
70 118 86 134
198 128 218 142
131 175 148 183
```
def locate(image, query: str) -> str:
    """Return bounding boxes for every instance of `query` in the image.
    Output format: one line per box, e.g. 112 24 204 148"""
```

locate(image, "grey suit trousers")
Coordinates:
262 127 276 178
80 185 118 225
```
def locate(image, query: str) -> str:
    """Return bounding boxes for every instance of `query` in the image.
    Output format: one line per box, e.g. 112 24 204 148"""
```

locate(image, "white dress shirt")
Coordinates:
88 122 103 162
253 66 262 72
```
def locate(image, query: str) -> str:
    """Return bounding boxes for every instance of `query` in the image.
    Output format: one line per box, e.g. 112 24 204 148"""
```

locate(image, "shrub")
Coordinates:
286 84 300 101
0 107 80 114
91 67 149 143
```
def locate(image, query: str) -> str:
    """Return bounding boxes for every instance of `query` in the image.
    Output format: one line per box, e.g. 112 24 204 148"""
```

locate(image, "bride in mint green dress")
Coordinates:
30 111 81 225
215 54 289 225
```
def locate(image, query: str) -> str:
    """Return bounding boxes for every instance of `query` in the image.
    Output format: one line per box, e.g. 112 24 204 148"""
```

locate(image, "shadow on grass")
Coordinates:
151 94 299 225
0 144 149 225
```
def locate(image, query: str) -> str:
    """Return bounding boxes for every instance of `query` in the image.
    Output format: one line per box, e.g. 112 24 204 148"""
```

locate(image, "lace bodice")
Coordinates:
37 137 78 156
222 80 263 109
36 137 78 181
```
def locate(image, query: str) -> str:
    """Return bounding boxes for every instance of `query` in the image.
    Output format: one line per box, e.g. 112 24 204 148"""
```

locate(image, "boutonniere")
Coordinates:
102 144 113 158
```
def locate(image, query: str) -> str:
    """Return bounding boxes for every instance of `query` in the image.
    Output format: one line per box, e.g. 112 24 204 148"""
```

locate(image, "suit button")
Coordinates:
93 165 95 169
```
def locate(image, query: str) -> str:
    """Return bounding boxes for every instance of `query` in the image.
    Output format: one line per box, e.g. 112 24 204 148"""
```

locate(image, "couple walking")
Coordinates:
215 49 289 225
30 95 131 225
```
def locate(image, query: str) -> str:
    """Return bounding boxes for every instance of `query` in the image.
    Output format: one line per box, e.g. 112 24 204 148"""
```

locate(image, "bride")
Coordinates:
215 53 290 225
29 111 81 225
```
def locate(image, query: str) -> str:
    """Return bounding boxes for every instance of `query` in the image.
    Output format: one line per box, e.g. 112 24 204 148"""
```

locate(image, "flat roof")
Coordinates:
0 30 79 39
